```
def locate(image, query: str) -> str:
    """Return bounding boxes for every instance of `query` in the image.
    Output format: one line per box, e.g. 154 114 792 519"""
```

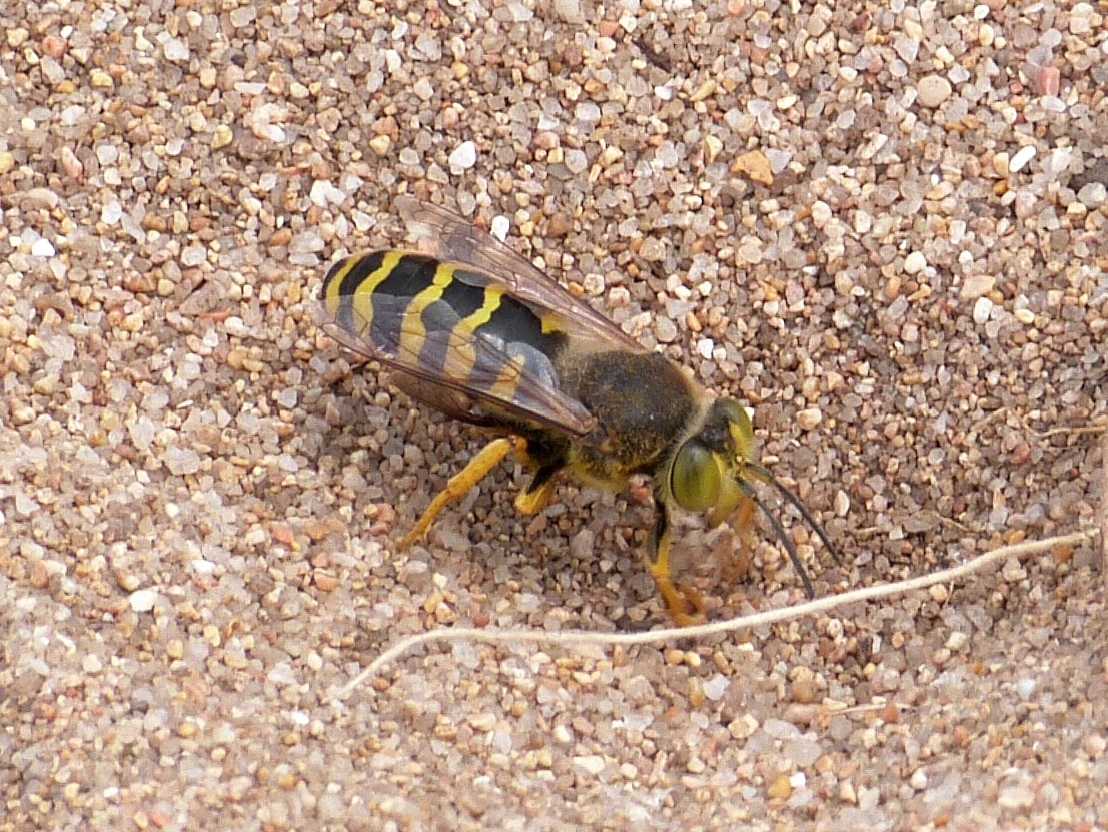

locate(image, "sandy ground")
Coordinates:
2 0 1107 830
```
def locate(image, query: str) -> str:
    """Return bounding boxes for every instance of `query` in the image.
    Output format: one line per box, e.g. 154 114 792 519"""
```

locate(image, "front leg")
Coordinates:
514 461 563 515
644 500 707 627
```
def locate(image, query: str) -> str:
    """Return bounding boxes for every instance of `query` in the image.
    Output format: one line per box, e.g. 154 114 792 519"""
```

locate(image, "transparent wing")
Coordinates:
396 196 644 353
317 292 597 437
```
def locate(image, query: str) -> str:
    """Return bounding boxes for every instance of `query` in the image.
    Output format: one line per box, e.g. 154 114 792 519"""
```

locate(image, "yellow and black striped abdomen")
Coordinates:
321 250 573 425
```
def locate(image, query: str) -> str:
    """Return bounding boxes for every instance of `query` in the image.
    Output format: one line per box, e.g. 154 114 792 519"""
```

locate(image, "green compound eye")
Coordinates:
670 440 722 513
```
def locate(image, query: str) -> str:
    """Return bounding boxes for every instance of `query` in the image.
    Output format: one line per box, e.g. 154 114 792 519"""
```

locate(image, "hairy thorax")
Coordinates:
557 350 702 490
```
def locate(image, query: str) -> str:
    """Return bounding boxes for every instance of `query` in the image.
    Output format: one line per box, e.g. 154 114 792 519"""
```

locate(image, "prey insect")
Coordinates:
318 197 841 625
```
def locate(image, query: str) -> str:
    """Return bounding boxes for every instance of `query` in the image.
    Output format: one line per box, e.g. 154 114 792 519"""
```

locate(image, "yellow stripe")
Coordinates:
398 263 456 357
349 251 404 335
457 286 504 335
540 313 563 335
448 286 504 378
324 256 363 315
488 355 525 401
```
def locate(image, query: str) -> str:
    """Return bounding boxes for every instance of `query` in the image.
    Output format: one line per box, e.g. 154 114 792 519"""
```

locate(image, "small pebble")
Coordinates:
1009 146 1036 173
654 317 678 343
1077 182 1106 207
31 239 55 257
998 786 1034 809
767 774 793 800
82 654 103 674
732 149 774 186
917 75 952 108
212 125 233 149
796 408 822 430
163 38 189 62
490 215 510 242
961 274 995 299
128 589 158 613
369 135 391 156
945 631 969 651
448 141 477 171
973 296 994 324
903 251 927 274
573 755 606 776
811 201 832 227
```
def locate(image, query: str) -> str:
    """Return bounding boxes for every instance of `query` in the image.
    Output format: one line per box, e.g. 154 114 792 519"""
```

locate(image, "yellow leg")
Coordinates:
647 509 707 627
399 438 518 550
514 477 556 515
723 494 756 584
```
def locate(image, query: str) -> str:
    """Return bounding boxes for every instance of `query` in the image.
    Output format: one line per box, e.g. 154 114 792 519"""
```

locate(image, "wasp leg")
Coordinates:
646 504 707 627
514 462 562 515
723 494 756 584
399 437 521 550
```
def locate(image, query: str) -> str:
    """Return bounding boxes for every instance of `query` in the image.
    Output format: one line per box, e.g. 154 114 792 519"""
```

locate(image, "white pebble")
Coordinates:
1077 182 1106 207
309 179 346 207
573 755 606 776
696 338 714 360
797 408 822 430
973 296 994 324
83 654 103 673
163 37 189 62
811 201 832 227
490 215 510 242
165 446 201 475
903 251 927 274
229 6 255 26
181 244 206 267
945 631 969 651
703 674 730 701
31 238 55 257
352 210 373 231
564 149 588 174
834 490 850 517
575 101 601 122
917 75 952 108
1009 145 1036 173
448 141 477 171
96 144 119 165
910 769 928 790
853 210 872 234
998 786 1034 809
129 589 158 613
101 200 123 225
553 0 585 22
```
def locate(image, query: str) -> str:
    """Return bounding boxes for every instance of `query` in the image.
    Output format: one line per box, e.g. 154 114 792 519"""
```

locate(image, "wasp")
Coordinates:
318 197 840 625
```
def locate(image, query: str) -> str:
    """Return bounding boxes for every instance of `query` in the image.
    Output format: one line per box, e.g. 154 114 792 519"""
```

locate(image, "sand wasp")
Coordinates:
318 198 840 625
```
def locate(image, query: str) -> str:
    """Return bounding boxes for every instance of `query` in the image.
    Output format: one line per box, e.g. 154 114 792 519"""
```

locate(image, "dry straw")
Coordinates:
332 526 1101 701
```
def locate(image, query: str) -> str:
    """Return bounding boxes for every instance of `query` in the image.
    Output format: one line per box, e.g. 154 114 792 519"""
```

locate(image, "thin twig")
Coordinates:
330 528 1100 700
1035 421 1108 440
833 702 916 716
1101 433 1107 583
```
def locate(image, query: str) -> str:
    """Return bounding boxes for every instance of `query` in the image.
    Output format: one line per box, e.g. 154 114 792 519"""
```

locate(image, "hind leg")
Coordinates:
399 437 523 549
